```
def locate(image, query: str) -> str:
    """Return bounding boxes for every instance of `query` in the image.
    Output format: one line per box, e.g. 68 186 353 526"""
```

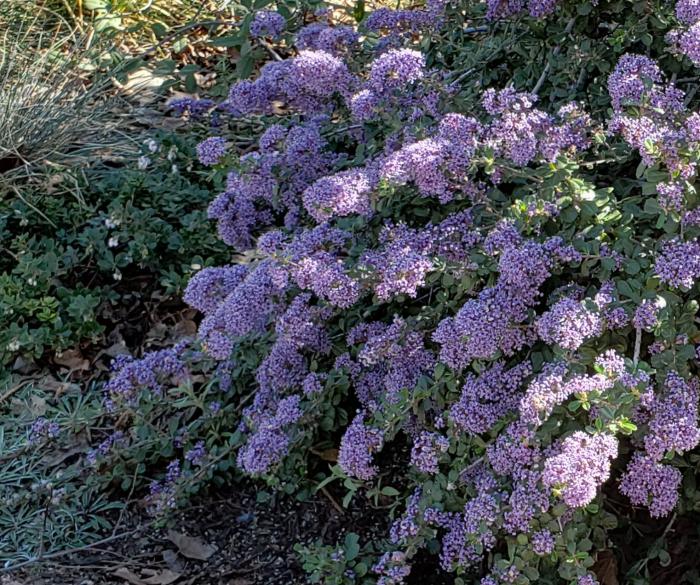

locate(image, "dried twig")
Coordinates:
320 486 345 515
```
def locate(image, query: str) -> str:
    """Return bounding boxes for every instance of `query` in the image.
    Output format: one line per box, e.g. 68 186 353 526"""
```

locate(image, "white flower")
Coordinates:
27 277 37 286
108 236 119 248
104 217 121 228
113 270 122 281
171 164 179 174
167 146 178 161
7 340 20 352
137 155 151 170
145 138 159 153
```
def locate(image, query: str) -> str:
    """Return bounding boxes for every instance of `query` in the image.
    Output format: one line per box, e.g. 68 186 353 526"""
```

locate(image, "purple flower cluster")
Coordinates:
390 488 422 543
542 432 618 508
670 9 700 66
608 54 663 110
195 261 284 359
363 0 448 38
104 343 189 406
503 470 550 534
482 89 591 166
620 452 683 517
250 11 285 40
633 298 661 330
677 0 700 24
373 551 411 585
655 238 700 288
237 395 303 475
410 431 449 473
86 431 125 465
360 223 435 300
338 411 385 480
185 440 207 466
196 136 227 166
168 97 215 118
184 264 248 315
226 50 354 116
487 422 541 477
379 114 481 203
147 460 181 515
486 0 594 19
644 372 700 461
350 317 435 405
450 361 532 434
531 529 556 555
433 240 553 370
273 225 361 308
608 54 690 172
536 297 603 351
28 417 60 444
302 168 373 222
207 123 335 249
296 23 359 55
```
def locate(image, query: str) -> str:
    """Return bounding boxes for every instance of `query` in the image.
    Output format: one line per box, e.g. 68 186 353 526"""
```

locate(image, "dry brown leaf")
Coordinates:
142 570 181 585
166 530 216 561
171 319 197 340
41 433 89 467
593 550 619 585
319 448 339 462
145 323 169 343
54 349 90 371
162 549 184 573
12 356 38 375
35 376 80 396
29 395 47 416
113 567 147 585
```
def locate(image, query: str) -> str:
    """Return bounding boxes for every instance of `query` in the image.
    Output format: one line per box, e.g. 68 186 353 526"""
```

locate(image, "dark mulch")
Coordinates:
11 479 390 585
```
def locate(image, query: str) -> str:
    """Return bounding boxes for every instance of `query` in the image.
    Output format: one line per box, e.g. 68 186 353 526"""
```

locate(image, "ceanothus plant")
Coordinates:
96 1 700 583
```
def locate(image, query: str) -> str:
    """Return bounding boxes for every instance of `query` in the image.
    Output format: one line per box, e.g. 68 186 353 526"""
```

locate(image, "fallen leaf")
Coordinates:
12 356 38 375
29 395 47 416
162 549 184 573
170 319 197 341
167 530 216 561
41 433 89 467
145 323 168 343
319 448 338 462
113 567 147 585
593 549 619 585
35 376 80 396
53 349 89 371
143 570 181 585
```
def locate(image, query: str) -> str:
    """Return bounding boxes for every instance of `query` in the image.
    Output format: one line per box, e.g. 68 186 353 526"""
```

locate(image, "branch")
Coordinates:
532 17 576 95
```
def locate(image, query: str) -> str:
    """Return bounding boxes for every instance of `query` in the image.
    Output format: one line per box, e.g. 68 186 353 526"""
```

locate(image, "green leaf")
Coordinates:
211 35 243 48
344 533 360 561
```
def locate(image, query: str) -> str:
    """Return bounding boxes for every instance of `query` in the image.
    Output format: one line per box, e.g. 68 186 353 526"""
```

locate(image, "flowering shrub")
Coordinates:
97 1 700 583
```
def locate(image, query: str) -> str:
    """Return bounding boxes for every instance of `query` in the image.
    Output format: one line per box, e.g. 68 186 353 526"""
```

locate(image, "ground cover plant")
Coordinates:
9 0 700 584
